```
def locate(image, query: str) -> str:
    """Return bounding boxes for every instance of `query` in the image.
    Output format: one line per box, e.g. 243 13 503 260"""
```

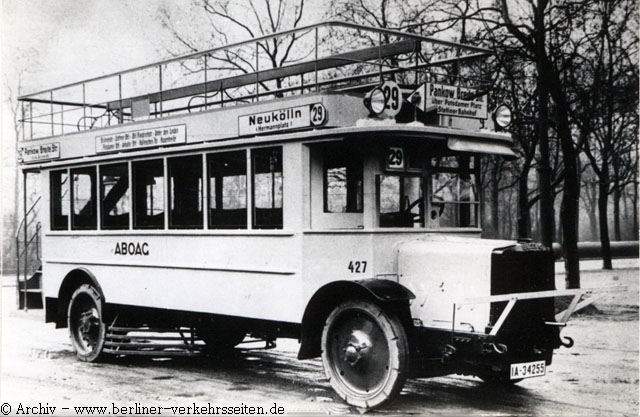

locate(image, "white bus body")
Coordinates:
17 23 582 409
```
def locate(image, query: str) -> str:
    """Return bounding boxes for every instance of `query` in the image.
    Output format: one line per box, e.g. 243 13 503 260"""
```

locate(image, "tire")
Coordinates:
197 321 246 353
67 284 106 362
321 300 409 409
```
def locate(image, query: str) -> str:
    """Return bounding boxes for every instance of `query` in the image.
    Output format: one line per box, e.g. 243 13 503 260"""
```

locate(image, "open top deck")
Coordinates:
17 21 512 166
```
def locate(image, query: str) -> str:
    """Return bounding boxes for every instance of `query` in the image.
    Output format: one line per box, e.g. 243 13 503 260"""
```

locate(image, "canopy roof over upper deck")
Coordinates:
17 21 513 167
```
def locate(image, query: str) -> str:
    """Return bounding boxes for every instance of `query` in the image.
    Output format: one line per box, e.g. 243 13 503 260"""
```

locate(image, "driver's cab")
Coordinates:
308 137 480 231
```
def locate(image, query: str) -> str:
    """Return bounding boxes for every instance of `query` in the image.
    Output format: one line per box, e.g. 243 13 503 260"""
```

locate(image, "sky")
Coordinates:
2 0 196 93
0 1 192 257
0 0 327 266
1 0 326 94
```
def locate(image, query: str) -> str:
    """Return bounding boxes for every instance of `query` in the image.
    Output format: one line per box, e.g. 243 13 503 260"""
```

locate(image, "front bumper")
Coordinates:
408 287 617 379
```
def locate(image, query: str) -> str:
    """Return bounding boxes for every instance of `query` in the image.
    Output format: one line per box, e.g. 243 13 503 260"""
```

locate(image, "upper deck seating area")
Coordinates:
17 21 491 141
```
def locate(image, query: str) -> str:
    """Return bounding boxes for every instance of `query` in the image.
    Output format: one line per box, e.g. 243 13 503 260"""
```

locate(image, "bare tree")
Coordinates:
160 0 307 98
570 0 638 268
326 0 435 36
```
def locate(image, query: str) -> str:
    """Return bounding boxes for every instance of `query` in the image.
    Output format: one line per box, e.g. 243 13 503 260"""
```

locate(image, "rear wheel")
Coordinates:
321 300 409 409
67 284 106 362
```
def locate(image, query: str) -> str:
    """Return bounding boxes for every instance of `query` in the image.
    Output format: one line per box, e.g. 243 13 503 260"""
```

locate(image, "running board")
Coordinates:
103 326 275 357
103 326 203 356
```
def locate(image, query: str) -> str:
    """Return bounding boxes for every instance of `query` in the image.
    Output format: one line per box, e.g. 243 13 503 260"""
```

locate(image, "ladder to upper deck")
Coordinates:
16 196 42 310
16 21 492 142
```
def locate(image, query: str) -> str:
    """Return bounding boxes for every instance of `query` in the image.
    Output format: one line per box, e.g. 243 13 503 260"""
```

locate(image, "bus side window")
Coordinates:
252 147 283 229
100 163 130 230
324 146 363 213
132 159 165 229
50 169 69 230
208 151 247 229
168 155 203 229
70 167 97 230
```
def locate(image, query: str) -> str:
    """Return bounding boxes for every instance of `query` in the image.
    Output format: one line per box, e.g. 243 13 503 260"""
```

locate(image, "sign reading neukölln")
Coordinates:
426 83 487 120
96 124 186 154
238 103 327 136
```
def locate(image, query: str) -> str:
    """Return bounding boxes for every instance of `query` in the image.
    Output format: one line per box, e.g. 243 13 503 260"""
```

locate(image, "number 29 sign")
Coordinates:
386 147 405 170
381 81 402 117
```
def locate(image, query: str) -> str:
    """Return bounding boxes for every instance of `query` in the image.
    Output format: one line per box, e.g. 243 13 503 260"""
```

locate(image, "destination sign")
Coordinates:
96 124 186 154
238 103 327 136
419 83 487 120
19 142 60 163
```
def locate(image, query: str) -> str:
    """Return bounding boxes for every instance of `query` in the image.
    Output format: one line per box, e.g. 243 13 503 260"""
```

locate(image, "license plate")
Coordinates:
510 360 546 379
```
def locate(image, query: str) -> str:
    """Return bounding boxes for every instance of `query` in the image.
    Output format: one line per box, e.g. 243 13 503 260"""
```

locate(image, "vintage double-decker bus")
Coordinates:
16 22 589 409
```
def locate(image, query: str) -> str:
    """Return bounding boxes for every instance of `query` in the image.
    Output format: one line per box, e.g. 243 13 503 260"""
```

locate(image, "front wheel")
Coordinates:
321 300 409 409
67 284 106 362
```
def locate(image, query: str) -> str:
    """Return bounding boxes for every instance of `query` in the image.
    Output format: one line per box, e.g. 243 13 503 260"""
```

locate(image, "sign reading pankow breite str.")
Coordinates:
96 124 186 154
421 83 487 120
239 103 327 136
19 142 60 163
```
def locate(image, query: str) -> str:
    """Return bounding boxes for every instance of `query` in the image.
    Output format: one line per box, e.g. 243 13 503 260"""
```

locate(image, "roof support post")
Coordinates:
378 32 383 82
22 170 28 312
50 92 54 136
82 83 87 131
255 42 259 102
204 55 208 109
314 27 318 92
159 65 163 118
118 74 123 124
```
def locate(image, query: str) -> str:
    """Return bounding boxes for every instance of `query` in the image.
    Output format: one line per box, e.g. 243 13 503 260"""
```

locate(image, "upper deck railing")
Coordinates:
18 21 491 141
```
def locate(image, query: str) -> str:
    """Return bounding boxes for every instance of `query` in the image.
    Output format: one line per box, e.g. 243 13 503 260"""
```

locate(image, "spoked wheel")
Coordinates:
67 284 106 362
321 300 409 409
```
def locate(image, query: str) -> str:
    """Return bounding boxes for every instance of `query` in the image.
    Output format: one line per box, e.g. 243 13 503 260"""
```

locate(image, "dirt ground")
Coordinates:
0 259 637 416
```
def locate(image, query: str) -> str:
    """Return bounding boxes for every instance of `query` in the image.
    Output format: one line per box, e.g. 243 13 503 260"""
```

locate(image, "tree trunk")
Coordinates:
560 149 581 287
598 168 613 269
536 80 554 247
517 163 531 238
550 89 581 288
489 161 500 238
587 182 598 240
635 144 639 237
613 185 621 241
612 158 621 241
532 4 554 248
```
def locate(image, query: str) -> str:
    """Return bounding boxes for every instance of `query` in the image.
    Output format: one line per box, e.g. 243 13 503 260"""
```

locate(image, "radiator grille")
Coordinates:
489 243 555 334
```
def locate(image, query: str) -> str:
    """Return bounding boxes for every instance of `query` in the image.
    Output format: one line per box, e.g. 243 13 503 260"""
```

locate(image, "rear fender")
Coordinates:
55 268 104 328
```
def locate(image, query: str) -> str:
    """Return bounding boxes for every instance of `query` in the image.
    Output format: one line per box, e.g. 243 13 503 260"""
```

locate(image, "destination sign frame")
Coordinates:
96 124 187 154
19 142 61 163
424 83 488 120
238 103 327 136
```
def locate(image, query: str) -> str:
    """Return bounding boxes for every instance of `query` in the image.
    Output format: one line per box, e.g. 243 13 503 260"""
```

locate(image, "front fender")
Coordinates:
352 278 416 302
297 279 414 360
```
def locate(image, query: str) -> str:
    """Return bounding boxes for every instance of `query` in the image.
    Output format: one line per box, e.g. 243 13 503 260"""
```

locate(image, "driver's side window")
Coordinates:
377 175 423 228
429 156 479 228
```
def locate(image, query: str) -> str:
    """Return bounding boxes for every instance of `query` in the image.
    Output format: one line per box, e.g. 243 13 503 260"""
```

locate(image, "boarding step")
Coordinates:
103 326 275 357
17 267 43 310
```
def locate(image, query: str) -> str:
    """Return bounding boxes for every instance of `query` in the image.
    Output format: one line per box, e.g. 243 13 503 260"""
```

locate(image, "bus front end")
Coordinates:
398 236 571 383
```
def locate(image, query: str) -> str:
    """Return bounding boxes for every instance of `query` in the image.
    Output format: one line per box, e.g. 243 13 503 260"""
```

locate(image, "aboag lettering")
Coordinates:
114 241 149 256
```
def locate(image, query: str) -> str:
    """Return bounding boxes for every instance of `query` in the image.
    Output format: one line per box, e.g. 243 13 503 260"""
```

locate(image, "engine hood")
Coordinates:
396 235 515 332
